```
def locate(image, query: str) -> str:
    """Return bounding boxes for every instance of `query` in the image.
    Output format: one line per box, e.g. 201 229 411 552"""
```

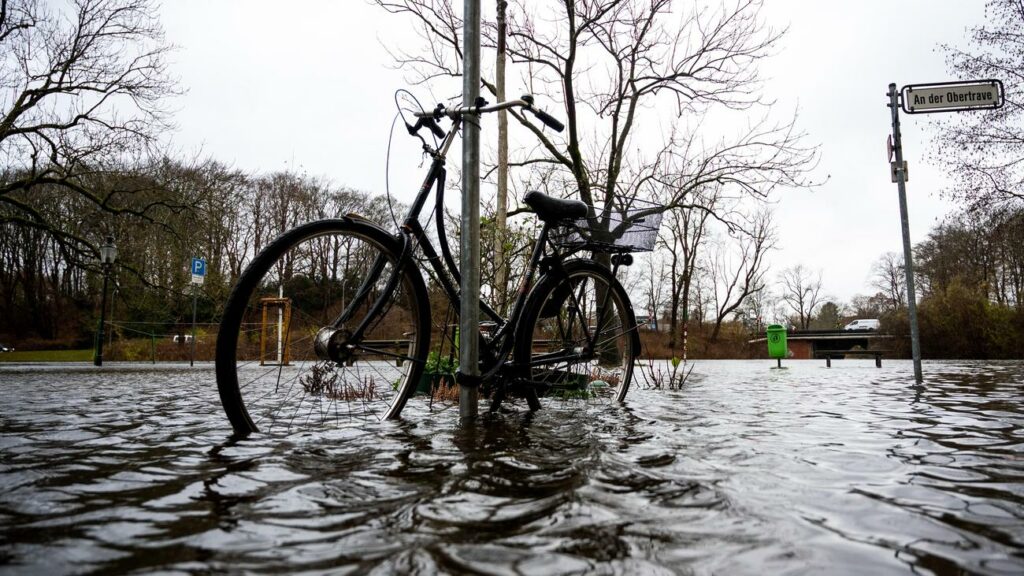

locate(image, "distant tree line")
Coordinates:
654 202 1023 359
0 160 397 343
913 0 1024 358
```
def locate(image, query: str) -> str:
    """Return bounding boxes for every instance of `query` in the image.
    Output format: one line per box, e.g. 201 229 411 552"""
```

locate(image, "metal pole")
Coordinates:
888 83 923 383
277 284 283 364
109 289 115 348
494 0 508 314
459 0 481 420
682 310 688 364
190 284 198 367
94 265 109 367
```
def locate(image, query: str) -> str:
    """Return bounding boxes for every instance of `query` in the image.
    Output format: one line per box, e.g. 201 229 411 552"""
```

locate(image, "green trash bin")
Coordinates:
766 324 787 359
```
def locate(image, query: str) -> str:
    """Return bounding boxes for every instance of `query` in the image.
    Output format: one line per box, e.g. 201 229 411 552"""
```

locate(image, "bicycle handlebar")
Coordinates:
409 117 447 140
413 95 565 133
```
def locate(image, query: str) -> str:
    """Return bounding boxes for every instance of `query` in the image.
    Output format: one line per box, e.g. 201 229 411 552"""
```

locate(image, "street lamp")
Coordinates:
94 236 117 367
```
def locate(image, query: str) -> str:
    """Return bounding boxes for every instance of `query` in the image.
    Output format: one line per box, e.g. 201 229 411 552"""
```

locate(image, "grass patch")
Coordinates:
0 349 93 362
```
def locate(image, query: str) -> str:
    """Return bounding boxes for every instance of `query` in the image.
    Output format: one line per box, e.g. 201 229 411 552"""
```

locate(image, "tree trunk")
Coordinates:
681 274 691 363
494 0 509 313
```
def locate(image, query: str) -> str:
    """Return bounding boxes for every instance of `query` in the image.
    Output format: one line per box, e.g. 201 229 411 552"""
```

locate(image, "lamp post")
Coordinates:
94 236 117 367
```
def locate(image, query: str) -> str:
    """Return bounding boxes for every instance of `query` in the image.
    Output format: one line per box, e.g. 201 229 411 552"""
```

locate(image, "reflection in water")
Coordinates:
1 360 1023 574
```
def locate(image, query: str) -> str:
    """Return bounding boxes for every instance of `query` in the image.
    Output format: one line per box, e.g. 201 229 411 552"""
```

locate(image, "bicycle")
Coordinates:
214 91 662 436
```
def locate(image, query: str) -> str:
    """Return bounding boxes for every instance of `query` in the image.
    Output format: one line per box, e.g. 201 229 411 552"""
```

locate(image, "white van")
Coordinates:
844 319 880 331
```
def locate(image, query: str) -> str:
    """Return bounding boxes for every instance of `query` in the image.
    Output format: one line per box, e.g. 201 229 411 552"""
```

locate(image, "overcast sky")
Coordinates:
158 1 987 304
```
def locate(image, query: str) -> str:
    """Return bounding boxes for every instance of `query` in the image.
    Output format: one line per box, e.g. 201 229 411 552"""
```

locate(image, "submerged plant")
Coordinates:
301 363 384 401
639 355 693 390
301 363 340 397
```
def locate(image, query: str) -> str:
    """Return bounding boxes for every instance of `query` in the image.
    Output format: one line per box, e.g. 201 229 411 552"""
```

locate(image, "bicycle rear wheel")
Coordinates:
514 260 638 406
215 219 430 436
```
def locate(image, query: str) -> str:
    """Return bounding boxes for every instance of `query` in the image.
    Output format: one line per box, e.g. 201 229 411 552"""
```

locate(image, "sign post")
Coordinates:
886 79 1004 385
458 0 481 421
887 84 923 384
190 257 206 367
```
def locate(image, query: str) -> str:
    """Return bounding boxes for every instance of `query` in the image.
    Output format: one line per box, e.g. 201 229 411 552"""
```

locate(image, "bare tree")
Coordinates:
778 264 823 330
658 190 714 354
631 251 670 331
0 0 178 261
850 293 887 318
931 0 1024 214
741 281 774 333
705 209 775 342
690 264 712 328
870 251 906 312
375 0 818 235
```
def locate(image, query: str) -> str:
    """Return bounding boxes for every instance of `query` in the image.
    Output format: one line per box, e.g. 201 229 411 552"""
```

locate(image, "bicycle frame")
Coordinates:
331 111 554 377
329 98 627 382
417 119 572 371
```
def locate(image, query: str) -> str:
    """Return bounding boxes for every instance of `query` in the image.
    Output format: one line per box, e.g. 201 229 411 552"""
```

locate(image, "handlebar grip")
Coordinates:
418 117 446 139
424 118 446 139
532 109 565 132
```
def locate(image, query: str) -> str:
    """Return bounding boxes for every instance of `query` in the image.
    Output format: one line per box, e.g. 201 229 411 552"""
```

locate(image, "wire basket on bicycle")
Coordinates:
549 197 664 253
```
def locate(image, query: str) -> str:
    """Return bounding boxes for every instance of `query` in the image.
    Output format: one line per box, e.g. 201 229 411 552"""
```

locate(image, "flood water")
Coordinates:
1 360 1023 575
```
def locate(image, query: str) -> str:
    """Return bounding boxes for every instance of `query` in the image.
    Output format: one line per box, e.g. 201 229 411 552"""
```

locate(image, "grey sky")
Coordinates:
159 1 987 304
761 1 986 303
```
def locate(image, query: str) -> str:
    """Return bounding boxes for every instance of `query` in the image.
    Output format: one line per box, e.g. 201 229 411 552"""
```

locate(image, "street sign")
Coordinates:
887 134 893 162
190 257 206 285
901 79 1003 114
188 257 205 365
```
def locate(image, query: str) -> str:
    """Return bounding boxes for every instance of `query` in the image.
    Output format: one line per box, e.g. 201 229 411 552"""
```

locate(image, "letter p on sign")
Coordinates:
191 257 206 285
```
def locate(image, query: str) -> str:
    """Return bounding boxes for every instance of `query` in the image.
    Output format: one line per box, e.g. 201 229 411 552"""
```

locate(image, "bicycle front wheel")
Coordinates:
514 260 638 406
215 219 430 436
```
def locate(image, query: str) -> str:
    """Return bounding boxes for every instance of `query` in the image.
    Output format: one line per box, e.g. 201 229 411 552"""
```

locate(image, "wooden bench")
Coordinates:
814 349 885 368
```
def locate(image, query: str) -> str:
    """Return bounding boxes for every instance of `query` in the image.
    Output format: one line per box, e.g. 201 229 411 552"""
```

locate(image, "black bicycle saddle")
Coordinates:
523 191 588 222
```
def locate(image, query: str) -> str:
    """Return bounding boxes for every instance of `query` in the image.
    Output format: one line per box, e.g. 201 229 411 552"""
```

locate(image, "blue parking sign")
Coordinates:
191 257 206 276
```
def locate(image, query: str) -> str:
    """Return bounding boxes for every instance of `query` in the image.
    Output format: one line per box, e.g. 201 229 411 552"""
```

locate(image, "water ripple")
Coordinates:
1 360 1023 574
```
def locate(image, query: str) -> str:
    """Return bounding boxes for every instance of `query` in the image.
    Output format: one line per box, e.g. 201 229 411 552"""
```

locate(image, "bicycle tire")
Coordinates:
215 218 431 436
514 259 639 405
